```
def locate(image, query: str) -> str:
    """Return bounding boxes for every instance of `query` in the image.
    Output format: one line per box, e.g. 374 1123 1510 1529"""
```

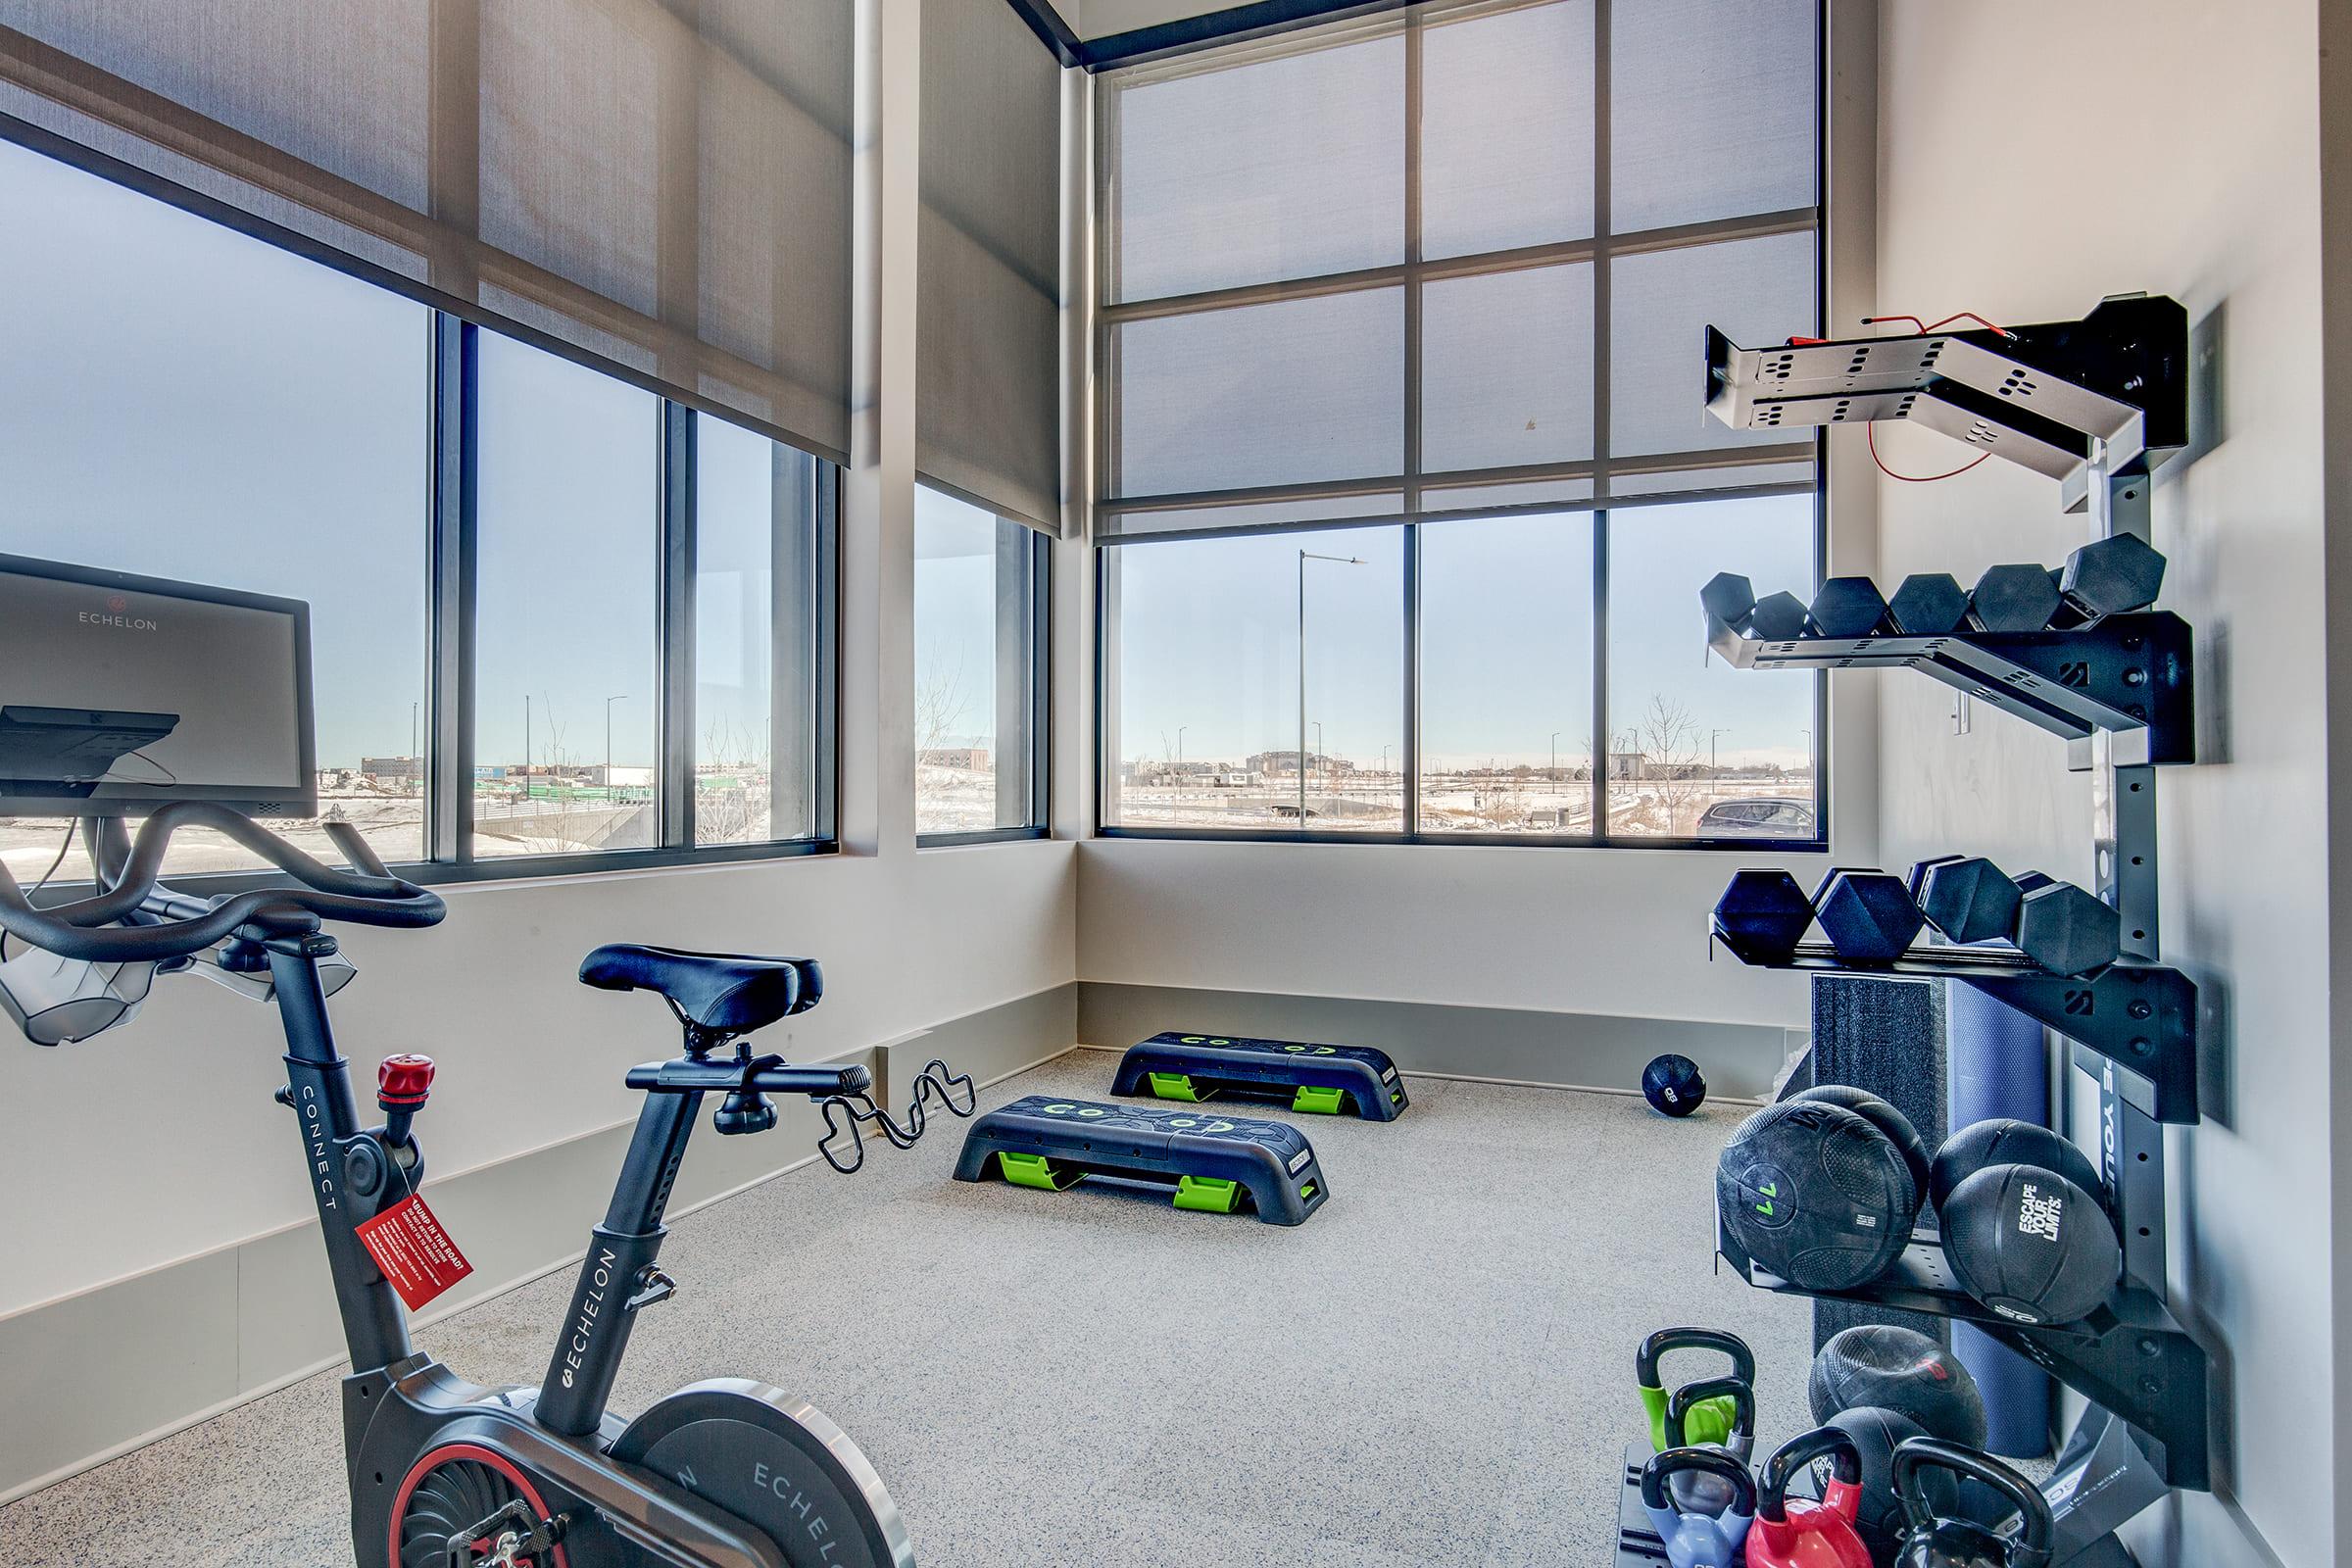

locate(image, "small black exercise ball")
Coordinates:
1642 1054 1706 1116
1941 1162 2122 1325
1717 1098 1919 1290
1803 1407 1948 1562
1808 1324 1987 1447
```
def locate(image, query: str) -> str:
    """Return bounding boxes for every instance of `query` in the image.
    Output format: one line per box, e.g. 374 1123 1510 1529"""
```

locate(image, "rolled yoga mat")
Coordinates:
1805 975 1948 1350
1946 981 2055 1457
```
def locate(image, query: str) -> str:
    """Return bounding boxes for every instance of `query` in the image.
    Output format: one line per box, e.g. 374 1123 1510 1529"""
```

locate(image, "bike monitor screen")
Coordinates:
0 555 314 818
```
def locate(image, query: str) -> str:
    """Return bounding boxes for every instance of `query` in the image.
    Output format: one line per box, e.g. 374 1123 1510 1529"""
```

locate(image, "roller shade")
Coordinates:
1098 0 1820 542
0 0 856 463
917 0 1064 534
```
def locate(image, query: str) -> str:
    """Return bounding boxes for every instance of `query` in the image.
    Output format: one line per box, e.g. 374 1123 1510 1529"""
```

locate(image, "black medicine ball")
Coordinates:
1940 1162 2122 1325
1642 1054 1706 1116
1931 1117 2104 1213
1717 1098 1920 1290
1808 1324 1987 1447
1803 1407 1949 1562
1790 1084 1933 1202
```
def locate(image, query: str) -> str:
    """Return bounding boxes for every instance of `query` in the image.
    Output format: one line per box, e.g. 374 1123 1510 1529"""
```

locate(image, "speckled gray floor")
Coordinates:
0 1052 1812 1566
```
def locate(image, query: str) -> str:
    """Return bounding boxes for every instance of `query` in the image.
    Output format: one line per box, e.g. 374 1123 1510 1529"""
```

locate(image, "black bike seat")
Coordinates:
578 945 823 1033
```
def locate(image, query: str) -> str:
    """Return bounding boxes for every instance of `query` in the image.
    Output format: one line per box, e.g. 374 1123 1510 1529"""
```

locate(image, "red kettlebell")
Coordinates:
1748 1426 1871 1568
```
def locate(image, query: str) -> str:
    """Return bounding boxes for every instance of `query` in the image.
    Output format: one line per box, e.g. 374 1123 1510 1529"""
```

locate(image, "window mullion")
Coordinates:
1591 0 1613 839
427 312 477 865
659 402 697 848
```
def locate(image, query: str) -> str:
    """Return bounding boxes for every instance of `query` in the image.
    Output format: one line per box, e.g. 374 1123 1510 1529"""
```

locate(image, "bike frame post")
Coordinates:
536 1086 701 1436
268 936 414 1378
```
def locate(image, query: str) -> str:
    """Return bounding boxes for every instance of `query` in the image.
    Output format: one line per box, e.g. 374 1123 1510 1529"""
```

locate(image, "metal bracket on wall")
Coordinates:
1717 1214 2211 1491
1705 611 2195 767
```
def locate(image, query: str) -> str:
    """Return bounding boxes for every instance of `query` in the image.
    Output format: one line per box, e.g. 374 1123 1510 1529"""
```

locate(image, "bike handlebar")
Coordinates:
0 803 446 963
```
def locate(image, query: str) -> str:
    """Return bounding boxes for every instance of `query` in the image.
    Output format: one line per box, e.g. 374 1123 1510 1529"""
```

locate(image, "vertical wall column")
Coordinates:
843 0 922 857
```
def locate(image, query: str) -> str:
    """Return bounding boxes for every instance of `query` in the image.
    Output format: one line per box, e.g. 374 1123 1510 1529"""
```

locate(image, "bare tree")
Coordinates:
914 644 970 764
1635 693 1705 835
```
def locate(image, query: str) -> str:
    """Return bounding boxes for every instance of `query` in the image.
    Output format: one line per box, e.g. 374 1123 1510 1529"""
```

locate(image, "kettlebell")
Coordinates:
1637 1327 1757 1451
1748 1426 1870 1568
1641 1446 1757 1568
1890 1438 2054 1568
1663 1374 1757 1516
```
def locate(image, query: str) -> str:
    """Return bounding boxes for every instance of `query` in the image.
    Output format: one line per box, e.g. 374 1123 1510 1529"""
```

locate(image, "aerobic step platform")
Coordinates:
954 1096 1330 1225
1111 1031 1409 1121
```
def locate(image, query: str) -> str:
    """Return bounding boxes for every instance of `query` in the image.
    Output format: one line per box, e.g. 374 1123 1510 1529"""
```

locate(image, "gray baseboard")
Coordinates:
1076 981 1799 1099
0 983 1078 1503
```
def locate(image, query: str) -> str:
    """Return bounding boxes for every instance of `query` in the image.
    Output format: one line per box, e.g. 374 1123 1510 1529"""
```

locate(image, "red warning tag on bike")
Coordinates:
355 1194 473 1311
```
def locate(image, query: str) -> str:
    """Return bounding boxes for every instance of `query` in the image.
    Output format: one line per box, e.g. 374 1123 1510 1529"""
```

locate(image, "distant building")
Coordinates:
586 764 656 788
1246 750 1352 778
918 748 992 770
362 756 422 782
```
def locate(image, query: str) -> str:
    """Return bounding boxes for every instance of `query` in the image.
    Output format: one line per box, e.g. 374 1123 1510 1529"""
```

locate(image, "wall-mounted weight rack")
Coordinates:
1697 293 2214 1492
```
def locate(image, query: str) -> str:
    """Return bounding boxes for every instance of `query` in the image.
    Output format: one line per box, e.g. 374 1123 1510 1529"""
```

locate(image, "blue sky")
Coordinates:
1109 494 1816 774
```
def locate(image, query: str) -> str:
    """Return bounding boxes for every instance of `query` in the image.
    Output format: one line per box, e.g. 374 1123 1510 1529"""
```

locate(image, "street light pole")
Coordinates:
1176 724 1188 779
1550 730 1561 785
1710 728 1733 782
1298 550 1364 826
524 695 531 798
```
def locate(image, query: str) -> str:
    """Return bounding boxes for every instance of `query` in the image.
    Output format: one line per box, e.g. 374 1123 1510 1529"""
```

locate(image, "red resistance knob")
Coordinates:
378 1054 436 1109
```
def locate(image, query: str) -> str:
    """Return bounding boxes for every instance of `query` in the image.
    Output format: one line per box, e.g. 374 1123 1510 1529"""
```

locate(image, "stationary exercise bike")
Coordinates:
0 802 975 1568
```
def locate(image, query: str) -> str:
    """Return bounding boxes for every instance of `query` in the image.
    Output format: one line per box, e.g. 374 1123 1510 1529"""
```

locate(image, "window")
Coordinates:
1095 0 1823 845
914 488 1048 840
474 334 662 858
1102 526 1403 833
0 136 428 880
0 139 836 883
694 418 828 847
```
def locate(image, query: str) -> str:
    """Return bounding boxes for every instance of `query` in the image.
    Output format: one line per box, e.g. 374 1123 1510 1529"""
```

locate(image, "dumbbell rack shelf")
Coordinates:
1707 936 2198 1125
1705 294 2186 514
1713 1226 2210 1490
1704 611 2195 768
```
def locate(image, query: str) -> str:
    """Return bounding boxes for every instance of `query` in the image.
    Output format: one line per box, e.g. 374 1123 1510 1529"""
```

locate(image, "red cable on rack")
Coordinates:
1856 308 2016 480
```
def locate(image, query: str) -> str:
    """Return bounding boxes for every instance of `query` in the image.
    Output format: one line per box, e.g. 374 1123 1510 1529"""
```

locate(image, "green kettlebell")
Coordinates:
1638 1327 1757 1451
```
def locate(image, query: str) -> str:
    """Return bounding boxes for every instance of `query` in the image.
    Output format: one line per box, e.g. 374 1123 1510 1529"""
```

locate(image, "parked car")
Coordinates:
1697 797 1817 838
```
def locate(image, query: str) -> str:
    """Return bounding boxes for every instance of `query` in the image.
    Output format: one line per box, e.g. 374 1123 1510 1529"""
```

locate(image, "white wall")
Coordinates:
1874 4 2329 1562
0 847 1075 1315
1079 838 1811 1030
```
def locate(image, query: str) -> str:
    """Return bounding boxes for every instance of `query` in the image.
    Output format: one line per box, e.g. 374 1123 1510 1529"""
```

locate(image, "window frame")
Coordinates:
1092 0 1831 852
916 519 1054 849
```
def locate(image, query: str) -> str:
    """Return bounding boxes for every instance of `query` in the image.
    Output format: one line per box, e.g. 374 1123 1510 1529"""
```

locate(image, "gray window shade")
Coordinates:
1420 0 1593 259
1112 287 1405 498
917 0 1064 534
1610 0 1817 232
1098 0 1819 527
0 0 855 462
1108 33 1403 303
1423 263 1593 473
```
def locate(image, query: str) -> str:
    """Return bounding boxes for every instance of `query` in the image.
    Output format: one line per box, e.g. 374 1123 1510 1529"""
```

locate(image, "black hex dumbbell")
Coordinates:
1747 591 1810 641
1713 869 1816 963
1812 868 1926 962
1914 856 2024 946
1700 571 1757 630
2048 534 2168 628
1968 564 2063 633
1886 572 1970 635
2014 874 2122 976
1809 577 1890 638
